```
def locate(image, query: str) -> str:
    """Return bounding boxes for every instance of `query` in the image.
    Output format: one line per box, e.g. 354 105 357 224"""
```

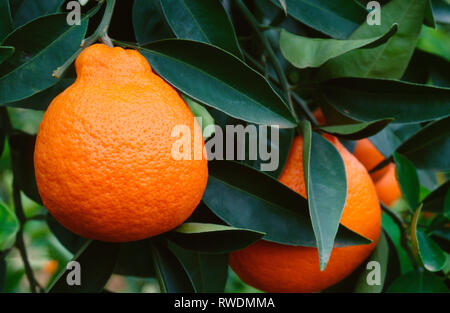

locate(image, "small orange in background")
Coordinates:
375 164 402 206
353 139 390 182
43 260 59 275
34 44 208 242
229 136 381 293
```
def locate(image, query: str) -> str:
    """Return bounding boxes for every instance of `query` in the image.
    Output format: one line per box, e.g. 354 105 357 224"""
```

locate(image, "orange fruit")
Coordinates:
34 44 208 242
229 136 381 292
375 164 402 206
353 139 389 182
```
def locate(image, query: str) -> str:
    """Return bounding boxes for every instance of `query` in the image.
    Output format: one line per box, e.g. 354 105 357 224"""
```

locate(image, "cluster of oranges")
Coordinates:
34 45 402 293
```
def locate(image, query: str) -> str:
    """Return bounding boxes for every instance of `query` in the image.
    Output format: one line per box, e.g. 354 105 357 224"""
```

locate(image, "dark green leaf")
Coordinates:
150 239 194 293
183 95 215 140
431 0 450 24
320 0 427 80
301 121 347 270
321 78 450 124
46 214 87 254
368 124 422 157
203 160 371 247
280 24 398 69
417 231 447 272
0 14 88 104
0 253 6 292
353 232 389 293
48 241 119 293
114 239 155 278
0 201 19 250
422 181 450 213
9 132 41 204
168 242 228 292
270 0 367 39
132 0 173 44
160 0 242 58
0 46 14 65
318 119 393 140
394 153 420 210
12 0 65 28
167 222 264 254
425 0 437 28
140 40 296 128
396 117 450 170
0 0 12 42
387 270 449 292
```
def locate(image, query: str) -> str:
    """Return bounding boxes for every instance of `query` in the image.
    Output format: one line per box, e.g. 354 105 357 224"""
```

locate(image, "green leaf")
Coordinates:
48 240 119 293
278 0 287 14
270 0 367 39
114 239 155 278
301 121 347 270
353 232 389 293
368 124 422 158
139 40 296 128
0 46 14 65
167 222 264 254
422 181 450 213
425 0 437 28
150 239 195 293
0 253 6 292
46 214 88 254
318 119 393 140
203 160 371 247
0 0 12 42
387 270 449 292
12 0 65 29
396 117 450 170
132 0 173 44
160 0 242 58
394 153 420 210
417 231 447 271
417 25 450 62
321 78 450 124
9 132 41 204
0 202 19 250
168 242 228 292
183 95 215 140
280 24 398 69
431 0 450 24
0 14 88 104
320 0 427 80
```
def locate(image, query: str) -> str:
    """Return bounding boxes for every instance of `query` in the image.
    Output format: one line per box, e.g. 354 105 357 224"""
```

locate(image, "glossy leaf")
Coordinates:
321 78 450 124
160 0 242 58
270 0 367 39
113 239 155 278
353 232 389 293
301 121 347 270
183 95 215 140
139 40 296 128
46 214 88 254
320 0 427 80
9 132 41 204
396 117 450 170
425 0 436 28
394 153 420 210
168 242 228 292
280 24 398 69
417 231 447 272
0 14 88 104
318 119 393 140
167 222 264 254
151 239 195 293
368 124 422 158
132 0 173 44
0 202 19 250
387 270 449 292
203 160 371 247
422 181 449 213
48 241 119 293
0 0 12 41
0 46 13 65
12 0 65 28
431 0 450 24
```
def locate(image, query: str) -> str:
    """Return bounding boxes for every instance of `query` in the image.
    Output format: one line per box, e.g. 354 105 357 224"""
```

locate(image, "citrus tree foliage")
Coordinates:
0 0 449 293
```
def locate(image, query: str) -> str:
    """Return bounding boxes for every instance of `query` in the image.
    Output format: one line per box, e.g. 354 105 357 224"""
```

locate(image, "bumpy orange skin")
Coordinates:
375 164 402 206
34 44 208 242
230 136 381 293
353 139 390 182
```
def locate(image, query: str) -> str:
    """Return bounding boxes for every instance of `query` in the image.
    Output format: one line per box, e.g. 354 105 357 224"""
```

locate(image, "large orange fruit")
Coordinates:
229 136 381 292
375 164 402 206
353 139 390 182
34 44 208 242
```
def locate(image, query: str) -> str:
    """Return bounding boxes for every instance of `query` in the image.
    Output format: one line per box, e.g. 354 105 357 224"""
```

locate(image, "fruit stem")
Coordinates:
235 0 299 124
